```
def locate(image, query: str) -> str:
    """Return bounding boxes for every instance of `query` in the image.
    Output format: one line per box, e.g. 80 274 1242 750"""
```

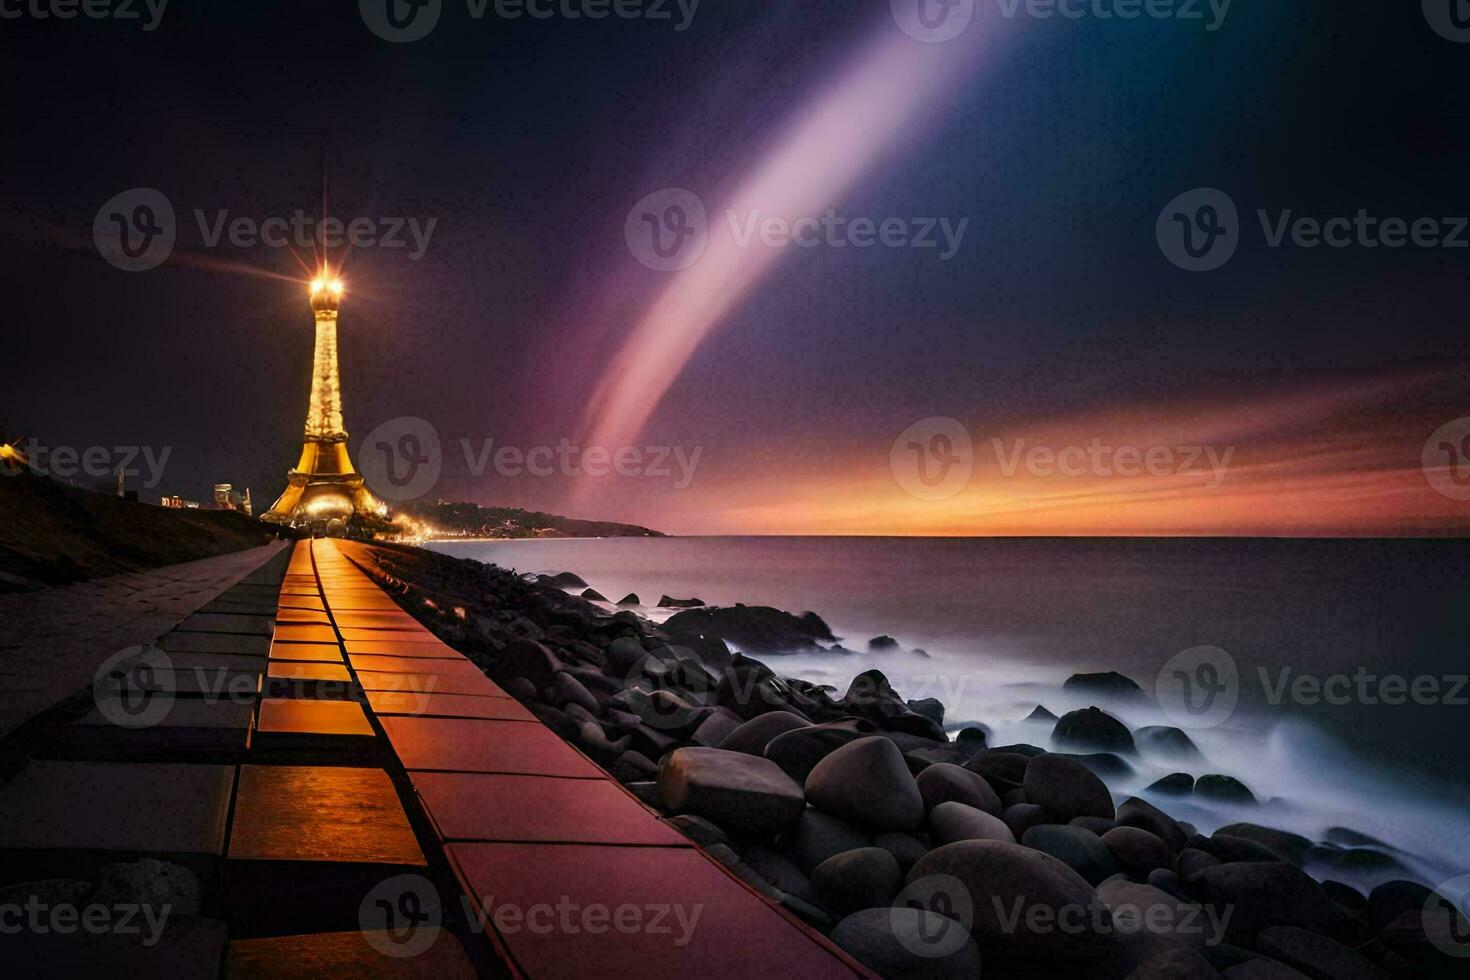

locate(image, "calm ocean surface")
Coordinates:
427 536 1470 891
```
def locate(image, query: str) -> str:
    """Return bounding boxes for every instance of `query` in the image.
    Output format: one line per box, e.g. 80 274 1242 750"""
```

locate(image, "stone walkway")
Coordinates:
0 538 870 978
0 541 289 740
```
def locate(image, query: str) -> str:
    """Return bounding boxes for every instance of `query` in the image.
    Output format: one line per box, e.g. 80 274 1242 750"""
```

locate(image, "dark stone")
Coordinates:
720 710 812 755
1022 824 1121 885
868 635 900 650
498 638 561 689
1176 848 1221 880
930 801 1015 845
965 749 1032 785
1124 947 1222 979
1025 705 1059 723
690 708 744 747
1148 772 1195 796
873 832 930 874
1135 726 1205 763
663 604 833 653
1194 774 1257 805
1118 797 1188 854
664 813 729 847
1198 834 1287 865
617 593 640 605
790 808 872 874
1002 802 1050 840
1052 706 1137 755
580 588 608 601
1187 862 1358 946
764 719 873 783
1063 670 1149 702
916 763 1002 816
1318 880 1366 912
541 571 588 588
550 671 598 715
1070 815 1115 835
502 676 537 702
906 697 944 727
659 595 705 608
1256 924 1382 980
1023 753 1116 821
657 747 805 836
1215 823 1312 865
1103 826 1173 877
907 839 1111 959
1001 788 1027 808
830 907 981 980
805 736 924 832
609 750 657 783
955 726 989 753
812 847 903 915
837 670 946 740
1366 879 1437 933
1061 751 1136 780
1147 868 1188 901
740 844 815 902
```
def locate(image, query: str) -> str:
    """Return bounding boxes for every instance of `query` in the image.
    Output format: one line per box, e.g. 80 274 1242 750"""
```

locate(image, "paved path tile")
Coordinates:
228 765 424 866
224 929 477 979
380 716 602 778
257 697 372 737
365 690 528 721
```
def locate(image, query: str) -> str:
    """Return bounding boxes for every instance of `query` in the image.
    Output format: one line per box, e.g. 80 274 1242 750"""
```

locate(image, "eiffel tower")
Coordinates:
261 272 385 535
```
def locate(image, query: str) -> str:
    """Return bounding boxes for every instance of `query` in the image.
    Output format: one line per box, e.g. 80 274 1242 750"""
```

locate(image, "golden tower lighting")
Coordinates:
261 273 385 535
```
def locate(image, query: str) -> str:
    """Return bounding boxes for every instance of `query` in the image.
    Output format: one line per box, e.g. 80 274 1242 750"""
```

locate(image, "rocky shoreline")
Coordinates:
360 542 1466 979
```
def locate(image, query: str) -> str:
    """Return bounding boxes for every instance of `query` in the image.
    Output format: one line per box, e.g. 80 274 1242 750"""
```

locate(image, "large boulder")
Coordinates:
1147 773 1195 797
1022 824 1121 886
964 750 1032 788
1102 826 1173 877
663 604 835 654
764 719 874 782
1063 670 1149 702
1052 706 1137 755
657 747 805 836
812 847 903 916
498 638 562 689
873 832 931 874
916 763 1003 816
1255 925 1381 980
805 736 924 832
790 808 872 874
907 839 1111 960
1002 803 1050 840
830 907 981 979
1194 774 1257 806
1214 823 1311 865
930 801 1016 845
1117 798 1188 854
720 710 812 756
1135 725 1205 763
836 670 946 740
1187 862 1359 946
1023 753 1116 820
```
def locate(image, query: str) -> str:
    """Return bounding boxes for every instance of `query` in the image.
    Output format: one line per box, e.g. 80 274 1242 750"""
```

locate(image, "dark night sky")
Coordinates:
1 1 1467 533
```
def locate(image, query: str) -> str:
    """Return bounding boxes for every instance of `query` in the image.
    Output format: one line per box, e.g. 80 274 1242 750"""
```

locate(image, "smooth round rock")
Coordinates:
830 907 981 980
657 747 805 836
874 832 931 873
805 736 924 832
930 801 1016 845
1117 797 1188 854
1022 824 1121 886
1023 753 1116 820
917 763 1003 816
720 710 812 756
1194 774 1257 805
812 847 903 916
764 720 870 783
791 808 871 874
1052 706 1137 755
1002 802 1049 840
1103 826 1173 877
907 839 1110 960
1255 925 1380 980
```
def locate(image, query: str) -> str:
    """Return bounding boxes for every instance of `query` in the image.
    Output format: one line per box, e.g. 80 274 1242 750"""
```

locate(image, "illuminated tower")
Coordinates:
262 273 385 534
